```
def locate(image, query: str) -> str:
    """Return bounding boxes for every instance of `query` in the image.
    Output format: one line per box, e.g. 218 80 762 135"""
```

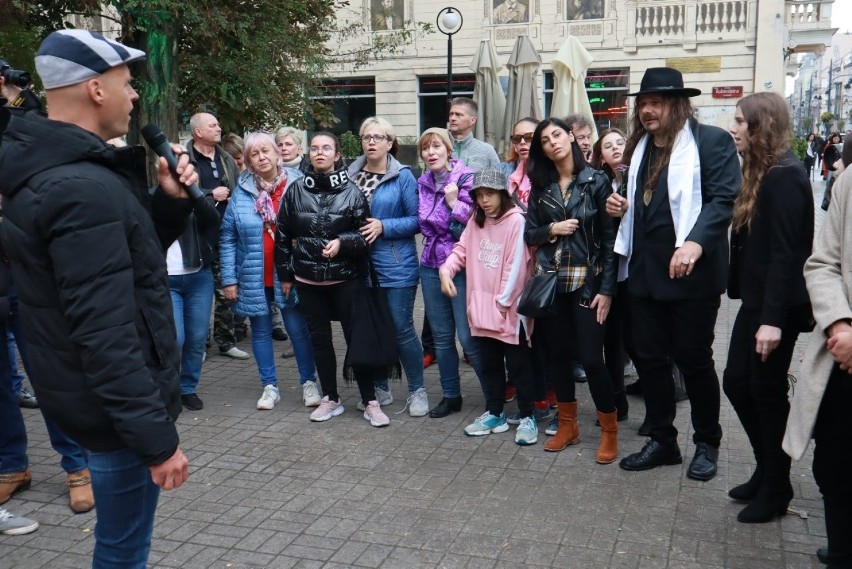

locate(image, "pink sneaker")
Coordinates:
310 396 344 422
363 400 390 427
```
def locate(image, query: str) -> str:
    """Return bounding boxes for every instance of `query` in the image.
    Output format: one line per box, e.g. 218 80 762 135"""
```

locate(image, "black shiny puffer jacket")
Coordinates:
275 167 369 283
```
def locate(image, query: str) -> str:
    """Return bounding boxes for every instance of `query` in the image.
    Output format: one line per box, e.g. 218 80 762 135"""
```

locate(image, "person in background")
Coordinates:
275 126 309 173
348 117 428 417
804 133 816 180
219 133 249 342
821 132 843 211
564 112 595 162
724 92 814 523
219 132 318 410
440 168 537 445
784 136 852 569
447 97 501 171
276 132 390 427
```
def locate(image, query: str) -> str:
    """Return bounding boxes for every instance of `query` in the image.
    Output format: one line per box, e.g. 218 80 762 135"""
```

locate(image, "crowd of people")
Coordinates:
0 29 849 569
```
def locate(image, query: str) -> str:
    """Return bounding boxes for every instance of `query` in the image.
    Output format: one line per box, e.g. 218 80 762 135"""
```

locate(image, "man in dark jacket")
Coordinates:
0 30 195 566
606 68 740 481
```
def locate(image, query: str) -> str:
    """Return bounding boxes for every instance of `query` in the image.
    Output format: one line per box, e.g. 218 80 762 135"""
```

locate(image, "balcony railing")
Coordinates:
635 0 749 38
786 0 830 25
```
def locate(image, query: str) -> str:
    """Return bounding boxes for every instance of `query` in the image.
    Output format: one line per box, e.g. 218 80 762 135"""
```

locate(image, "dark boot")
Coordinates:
736 483 793 523
728 465 764 501
544 402 580 452
822 497 852 568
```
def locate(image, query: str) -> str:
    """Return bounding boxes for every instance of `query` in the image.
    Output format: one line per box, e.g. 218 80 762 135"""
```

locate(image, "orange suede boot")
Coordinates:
0 468 31 505
544 402 580 452
67 468 95 514
595 410 619 464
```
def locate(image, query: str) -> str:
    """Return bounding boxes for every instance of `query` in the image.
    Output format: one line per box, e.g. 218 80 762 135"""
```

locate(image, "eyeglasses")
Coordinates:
309 145 335 155
510 133 534 144
360 134 388 143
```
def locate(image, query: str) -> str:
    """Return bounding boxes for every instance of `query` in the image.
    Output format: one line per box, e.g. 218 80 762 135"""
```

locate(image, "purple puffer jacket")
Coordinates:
418 159 476 269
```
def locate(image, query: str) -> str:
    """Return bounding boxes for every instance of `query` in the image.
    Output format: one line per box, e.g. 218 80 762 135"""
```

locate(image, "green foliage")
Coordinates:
821 111 834 123
339 131 360 159
802 116 814 134
791 136 807 161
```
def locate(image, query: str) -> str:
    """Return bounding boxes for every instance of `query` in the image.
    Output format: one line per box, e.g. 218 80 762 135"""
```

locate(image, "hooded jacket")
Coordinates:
275 167 369 283
0 112 192 464
347 155 419 288
440 206 532 344
418 159 476 269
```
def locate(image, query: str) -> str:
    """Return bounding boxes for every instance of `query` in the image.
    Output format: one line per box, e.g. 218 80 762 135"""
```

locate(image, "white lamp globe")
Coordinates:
441 9 461 31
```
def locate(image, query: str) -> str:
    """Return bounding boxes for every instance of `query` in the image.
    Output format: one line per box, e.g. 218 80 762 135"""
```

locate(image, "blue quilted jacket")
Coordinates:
219 168 303 316
347 155 420 288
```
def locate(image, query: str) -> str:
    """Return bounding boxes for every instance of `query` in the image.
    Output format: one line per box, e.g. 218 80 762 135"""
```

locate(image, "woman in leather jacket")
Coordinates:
275 132 390 427
524 117 619 463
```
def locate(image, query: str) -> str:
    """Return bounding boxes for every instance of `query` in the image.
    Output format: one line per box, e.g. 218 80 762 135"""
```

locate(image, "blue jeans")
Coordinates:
8 331 25 394
251 289 317 387
169 269 215 395
0 319 27 474
420 267 484 398
5 288 88 474
375 286 424 394
88 448 160 569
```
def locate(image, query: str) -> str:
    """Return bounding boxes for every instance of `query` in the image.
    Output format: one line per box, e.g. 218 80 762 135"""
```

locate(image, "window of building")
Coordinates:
544 68 629 132
418 74 476 133
310 77 376 136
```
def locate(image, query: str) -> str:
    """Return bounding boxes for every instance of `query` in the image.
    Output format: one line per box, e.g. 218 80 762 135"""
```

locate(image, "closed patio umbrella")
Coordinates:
470 39 506 150
550 35 598 141
502 35 541 155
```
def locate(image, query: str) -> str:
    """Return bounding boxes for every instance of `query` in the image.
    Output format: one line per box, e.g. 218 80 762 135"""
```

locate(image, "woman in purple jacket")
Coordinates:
417 128 483 418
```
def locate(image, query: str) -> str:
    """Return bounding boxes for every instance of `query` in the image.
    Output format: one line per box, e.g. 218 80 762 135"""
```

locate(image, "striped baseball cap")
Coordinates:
35 30 146 90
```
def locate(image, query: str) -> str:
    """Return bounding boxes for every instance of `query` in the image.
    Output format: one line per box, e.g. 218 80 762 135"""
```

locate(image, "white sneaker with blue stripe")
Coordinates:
515 416 539 445
464 411 509 436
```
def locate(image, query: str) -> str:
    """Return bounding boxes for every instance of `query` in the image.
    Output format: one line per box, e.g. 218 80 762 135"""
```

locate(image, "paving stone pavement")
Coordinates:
0 179 832 568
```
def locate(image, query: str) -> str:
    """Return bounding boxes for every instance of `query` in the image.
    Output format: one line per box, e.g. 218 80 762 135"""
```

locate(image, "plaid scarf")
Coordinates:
254 166 288 224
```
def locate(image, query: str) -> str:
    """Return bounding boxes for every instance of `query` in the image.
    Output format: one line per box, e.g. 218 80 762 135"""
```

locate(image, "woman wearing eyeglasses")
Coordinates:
276 131 391 427
346 117 428 417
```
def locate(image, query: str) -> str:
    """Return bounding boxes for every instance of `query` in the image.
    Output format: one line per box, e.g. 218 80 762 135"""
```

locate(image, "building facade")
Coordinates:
323 0 837 145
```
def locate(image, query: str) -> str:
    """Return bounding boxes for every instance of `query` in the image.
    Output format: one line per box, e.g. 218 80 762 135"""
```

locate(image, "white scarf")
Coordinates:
614 120 702 280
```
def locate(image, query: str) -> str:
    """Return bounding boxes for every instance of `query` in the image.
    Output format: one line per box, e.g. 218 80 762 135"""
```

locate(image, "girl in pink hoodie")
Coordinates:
439 168 538 445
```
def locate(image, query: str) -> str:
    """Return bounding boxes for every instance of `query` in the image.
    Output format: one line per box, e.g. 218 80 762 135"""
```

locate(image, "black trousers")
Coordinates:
814 365 852 567
604 281 634 394
537 290 615 412
630 295 722 448
475 328 535 418
722 308 797 490
296 280 378 404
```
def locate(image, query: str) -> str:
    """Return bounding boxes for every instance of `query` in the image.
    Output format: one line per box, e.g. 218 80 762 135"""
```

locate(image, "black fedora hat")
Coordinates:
627 67 701 97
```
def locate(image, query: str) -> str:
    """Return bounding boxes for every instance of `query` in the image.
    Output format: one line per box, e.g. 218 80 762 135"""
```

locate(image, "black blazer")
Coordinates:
728 150 814 330
627 119 741 301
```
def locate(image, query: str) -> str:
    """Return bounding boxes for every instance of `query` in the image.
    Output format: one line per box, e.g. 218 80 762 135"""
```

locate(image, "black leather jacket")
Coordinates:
275 167 369 283
524 165 616 298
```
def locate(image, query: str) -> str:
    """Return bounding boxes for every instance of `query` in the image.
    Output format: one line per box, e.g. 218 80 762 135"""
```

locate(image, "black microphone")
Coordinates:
140 123 205 201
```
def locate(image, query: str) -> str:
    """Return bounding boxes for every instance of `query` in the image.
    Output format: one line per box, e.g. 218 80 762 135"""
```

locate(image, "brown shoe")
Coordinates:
544 402 580 452
67 468 95 514
595 410 619 464
0 468 32 505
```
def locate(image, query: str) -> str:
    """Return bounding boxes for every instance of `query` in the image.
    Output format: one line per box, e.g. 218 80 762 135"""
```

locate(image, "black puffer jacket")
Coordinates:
275 167 369 283
0 112 192 465
524 165 617 298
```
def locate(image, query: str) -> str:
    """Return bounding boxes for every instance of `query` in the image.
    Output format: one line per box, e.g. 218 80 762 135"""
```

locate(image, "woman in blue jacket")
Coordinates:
347 117 427 417
219 132 318 410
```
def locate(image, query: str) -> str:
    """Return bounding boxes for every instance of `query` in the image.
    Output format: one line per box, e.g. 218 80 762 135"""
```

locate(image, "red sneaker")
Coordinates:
423 353 436 368
504 382 517 402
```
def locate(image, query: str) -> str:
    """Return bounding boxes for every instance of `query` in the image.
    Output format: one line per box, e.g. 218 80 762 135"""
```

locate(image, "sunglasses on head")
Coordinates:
510 132 534 144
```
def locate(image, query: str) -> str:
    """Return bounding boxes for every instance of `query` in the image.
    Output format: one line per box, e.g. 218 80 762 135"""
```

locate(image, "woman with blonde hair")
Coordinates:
724 92 814 523
275 126 309 172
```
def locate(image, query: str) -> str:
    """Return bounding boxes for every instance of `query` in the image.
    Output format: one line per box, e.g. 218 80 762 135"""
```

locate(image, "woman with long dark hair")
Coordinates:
524 117 618 462
724 92 814 523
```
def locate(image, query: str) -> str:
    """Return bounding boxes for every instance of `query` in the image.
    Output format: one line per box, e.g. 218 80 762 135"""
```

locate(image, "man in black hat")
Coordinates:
605 67 740 480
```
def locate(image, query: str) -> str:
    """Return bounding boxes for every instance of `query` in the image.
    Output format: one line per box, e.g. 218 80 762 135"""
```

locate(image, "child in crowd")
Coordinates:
439 168 537 445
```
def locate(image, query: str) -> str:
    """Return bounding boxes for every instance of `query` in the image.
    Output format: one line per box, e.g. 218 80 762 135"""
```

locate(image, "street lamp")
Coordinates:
436 7 464 110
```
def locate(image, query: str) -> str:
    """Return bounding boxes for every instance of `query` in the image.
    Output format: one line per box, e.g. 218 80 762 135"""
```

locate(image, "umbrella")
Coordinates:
550 35 598 141
470 39 506 151
502 35 542 155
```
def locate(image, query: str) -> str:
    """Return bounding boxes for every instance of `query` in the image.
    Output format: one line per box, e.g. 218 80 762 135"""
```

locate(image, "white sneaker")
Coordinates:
363 400 390 427
257 385 280 410
407 388 429 417
357 386 393 411
221 346 250 360
310 396 344 421
302 381 321 407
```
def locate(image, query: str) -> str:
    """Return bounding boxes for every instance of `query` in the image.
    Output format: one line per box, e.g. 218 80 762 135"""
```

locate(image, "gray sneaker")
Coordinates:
358 386 393 411
407 388 429 417
0 508 39 535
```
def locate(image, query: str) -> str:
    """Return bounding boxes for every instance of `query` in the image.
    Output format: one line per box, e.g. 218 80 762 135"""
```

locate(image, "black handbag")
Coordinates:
518 238 562 318
343 258 402 382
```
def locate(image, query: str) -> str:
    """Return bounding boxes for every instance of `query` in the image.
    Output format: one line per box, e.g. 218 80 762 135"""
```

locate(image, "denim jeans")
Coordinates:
278 289 317 385
250 289 317 387
169 269 215 396
5 288 88 474
420 267 484 399
0 319 27 474
375 286 424 394
88 447 160 569
7 331 25 394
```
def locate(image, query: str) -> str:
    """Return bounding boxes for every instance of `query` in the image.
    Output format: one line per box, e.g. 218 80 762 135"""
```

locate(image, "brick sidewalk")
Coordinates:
0 180 830 568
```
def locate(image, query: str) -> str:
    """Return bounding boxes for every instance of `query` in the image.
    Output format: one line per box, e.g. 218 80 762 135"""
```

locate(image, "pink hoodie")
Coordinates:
440 206 533 345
